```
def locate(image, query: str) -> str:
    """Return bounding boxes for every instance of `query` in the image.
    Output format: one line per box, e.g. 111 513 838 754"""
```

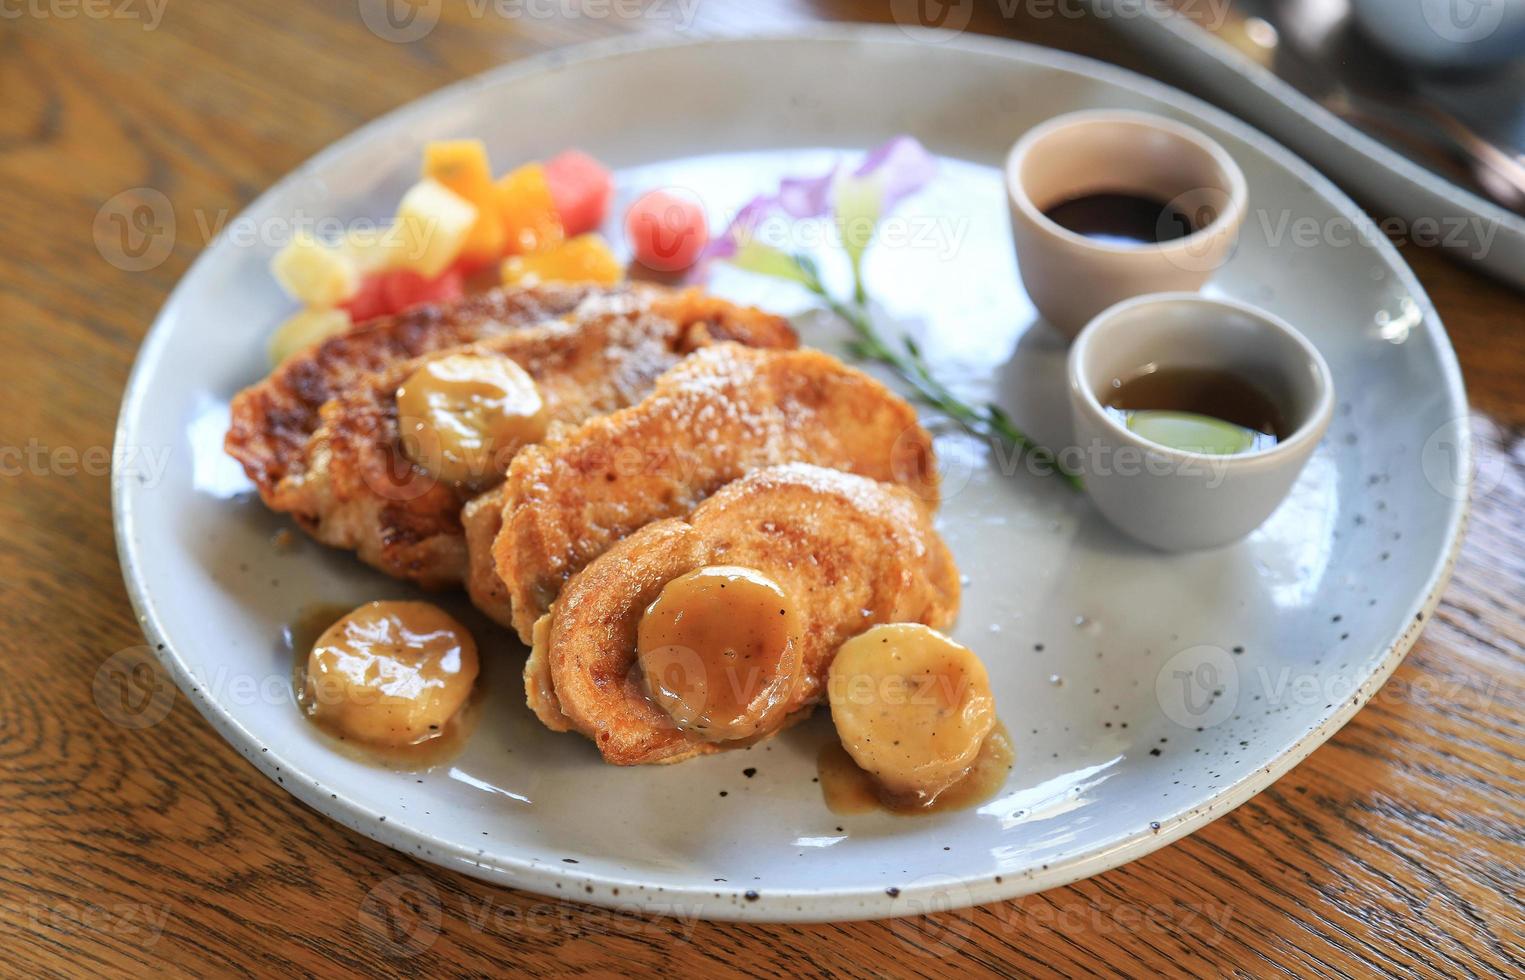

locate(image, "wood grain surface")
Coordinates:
2 1 1521 976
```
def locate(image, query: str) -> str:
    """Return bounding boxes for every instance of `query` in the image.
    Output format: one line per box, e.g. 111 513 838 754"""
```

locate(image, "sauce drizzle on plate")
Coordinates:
817 722 1014 816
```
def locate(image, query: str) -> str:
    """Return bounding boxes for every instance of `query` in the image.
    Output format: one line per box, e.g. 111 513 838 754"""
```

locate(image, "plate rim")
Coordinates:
112 23 1472 922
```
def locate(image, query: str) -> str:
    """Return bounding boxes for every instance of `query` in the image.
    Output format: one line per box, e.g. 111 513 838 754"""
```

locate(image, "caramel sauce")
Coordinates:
287 602 482 770
637 566 802 742
817 722 1014 816
395 352 548 486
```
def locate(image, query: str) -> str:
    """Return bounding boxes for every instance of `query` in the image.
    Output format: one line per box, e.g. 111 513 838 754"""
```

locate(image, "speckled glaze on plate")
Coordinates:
113 28 1469 922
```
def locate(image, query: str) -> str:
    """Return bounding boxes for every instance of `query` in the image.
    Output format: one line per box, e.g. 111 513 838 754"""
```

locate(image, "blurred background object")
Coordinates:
1348 0 1525 69
1097 0 1525 287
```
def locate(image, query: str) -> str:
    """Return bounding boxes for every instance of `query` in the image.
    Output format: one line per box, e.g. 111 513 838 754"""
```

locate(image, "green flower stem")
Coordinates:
851 271 868 308
800 267 1081 491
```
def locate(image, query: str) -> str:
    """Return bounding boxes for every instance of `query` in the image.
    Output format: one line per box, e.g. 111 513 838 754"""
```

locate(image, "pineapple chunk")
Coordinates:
394 178 478 278
501 234 624 287
495 164 564 255
267 307 352 367
338 225 407 274
270 233 359 306
423 140 505 264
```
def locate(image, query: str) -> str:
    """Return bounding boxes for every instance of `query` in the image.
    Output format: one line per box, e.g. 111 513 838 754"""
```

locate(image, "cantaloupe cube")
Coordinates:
267 306 352 366
501 233 623 287
494 164 564 255
270 233 359 306
423 140 505 264
394 178 478 278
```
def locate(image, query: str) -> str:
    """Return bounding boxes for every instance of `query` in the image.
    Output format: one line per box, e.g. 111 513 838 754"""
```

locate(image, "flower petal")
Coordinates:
696 136 934 281
701 193 776 260
855 135 937 212
777 166 837 219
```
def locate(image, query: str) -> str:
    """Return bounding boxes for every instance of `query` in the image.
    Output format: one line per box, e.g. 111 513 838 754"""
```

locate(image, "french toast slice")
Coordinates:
493 344 941 642
525 464 960 765
226 286 796 589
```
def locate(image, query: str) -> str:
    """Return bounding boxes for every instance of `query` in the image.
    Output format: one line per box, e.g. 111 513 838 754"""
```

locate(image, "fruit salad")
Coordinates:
266 141 618 365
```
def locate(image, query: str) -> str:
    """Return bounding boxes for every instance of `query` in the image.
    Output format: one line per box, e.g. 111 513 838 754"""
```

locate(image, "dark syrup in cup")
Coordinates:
1042 192 1198 247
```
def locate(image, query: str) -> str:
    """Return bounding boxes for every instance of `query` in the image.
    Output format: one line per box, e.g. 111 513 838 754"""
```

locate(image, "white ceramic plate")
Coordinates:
114 27 1469 922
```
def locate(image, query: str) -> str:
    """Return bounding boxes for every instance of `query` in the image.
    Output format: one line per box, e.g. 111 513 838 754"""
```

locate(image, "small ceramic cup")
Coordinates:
1005 109 1248 339
1067 292 1334 552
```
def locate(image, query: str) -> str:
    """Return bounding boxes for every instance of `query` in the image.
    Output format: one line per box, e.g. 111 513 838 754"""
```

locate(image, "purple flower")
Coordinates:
854 135 937 214
701 193 774 261
777 166 837 219
701 135 937 269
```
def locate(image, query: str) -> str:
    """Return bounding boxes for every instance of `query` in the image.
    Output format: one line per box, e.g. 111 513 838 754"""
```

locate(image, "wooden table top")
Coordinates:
3 1 1520 975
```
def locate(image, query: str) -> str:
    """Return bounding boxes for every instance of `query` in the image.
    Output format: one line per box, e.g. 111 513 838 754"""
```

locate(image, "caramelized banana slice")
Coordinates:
302 601 478 748
396 352 548 486
637 566 803 742
531 464 960 765
827 623 995 805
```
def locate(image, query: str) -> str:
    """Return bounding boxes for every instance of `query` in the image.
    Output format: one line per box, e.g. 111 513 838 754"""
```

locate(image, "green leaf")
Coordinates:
725 240 814 286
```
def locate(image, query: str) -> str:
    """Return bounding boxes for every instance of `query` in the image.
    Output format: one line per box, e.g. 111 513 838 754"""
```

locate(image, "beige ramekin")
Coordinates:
1006 109 1248 338
1067 292 1334 552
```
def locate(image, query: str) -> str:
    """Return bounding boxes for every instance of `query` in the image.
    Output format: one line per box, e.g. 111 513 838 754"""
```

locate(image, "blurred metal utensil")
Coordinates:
1322 88 1525 211
1274 0 1525 212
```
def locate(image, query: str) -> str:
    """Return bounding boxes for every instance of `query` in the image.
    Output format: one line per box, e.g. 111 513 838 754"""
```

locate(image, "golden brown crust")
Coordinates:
226 283 605 498
523 613 573 732
225 286 797 590
494 344 941 642
461 484 513 624
540 464 961 765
